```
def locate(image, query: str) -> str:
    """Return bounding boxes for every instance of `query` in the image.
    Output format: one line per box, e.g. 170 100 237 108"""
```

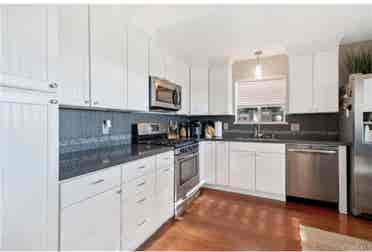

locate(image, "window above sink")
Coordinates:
234 76 287 124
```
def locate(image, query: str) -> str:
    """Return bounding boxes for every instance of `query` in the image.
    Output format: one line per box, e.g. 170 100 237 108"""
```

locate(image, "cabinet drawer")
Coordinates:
60 166 121 209
125 171 156 197
229 142 285 154
156 151 174 169
123 156 155 183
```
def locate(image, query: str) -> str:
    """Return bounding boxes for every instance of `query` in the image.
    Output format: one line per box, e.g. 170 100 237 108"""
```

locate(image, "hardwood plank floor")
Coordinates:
142 188 372 251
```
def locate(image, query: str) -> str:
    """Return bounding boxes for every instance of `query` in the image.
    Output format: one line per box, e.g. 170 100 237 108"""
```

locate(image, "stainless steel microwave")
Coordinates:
149 76 182 111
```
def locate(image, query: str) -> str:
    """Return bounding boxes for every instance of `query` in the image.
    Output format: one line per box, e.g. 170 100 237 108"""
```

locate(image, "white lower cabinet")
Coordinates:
200 141 216 184
59 151 174 251
201 141 286 201
229 149 256 191
215 142 229 186
60 188 121 250
255 152 286 196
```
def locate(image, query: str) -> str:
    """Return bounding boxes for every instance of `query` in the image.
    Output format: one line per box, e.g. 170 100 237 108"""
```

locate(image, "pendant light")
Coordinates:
254 50 263 80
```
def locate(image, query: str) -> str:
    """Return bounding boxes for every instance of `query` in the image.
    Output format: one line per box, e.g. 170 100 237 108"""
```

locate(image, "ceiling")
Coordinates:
125 4 372 66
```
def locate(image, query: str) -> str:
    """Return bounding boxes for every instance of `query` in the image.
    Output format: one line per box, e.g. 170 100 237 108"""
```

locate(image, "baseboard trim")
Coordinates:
203 184 286 202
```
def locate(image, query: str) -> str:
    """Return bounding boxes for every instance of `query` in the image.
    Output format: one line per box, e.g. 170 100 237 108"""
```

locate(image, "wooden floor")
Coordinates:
142 188 372 251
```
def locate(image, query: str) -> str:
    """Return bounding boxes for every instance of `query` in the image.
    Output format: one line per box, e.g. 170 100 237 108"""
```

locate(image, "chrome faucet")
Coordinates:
254 124 264 138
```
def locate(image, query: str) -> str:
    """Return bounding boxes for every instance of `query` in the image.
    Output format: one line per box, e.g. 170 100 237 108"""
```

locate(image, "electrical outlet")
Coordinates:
290 123 300 132
102 120 112 135
223 122 229 130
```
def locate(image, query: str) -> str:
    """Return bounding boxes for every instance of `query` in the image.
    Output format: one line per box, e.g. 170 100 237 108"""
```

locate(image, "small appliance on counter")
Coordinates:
203 121 215 139
190 121 202 139
214 121 223 138
168 120 179 139
179 122 189 138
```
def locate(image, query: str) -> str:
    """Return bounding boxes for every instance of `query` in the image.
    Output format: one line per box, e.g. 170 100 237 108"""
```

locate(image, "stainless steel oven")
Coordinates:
149 76 181 111
175 144 199 201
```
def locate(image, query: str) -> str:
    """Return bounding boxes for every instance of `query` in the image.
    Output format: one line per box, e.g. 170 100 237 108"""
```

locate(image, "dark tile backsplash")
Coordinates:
60 108 340 153
59 108 188 153
190 113 339 141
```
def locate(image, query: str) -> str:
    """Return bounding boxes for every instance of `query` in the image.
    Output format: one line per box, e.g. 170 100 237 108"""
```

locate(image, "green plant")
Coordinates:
347 50 372 74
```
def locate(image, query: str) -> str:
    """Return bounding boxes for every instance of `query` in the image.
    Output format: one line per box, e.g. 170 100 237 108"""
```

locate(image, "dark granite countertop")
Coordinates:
198 136 350 146
59 144 173 181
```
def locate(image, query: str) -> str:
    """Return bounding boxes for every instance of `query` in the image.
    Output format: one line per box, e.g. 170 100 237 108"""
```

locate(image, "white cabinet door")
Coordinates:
255 152 285 196
209 64 233 115
289 54 313 114
1 5 57 92
89 6 127 110
0 87 58 250
215 142 229 186
190 66 209 114
60 188 121 250
127 25 149 111
363 78 372 111
49 5 90 107
154 163 174 229
229 150 255 190
176 61 190 115
313 48 339 113
149 39 165 79
201 142 216 184
165 55 178 83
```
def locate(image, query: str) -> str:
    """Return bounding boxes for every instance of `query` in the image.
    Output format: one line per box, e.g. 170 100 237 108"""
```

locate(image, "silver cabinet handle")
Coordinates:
90 179 105 185
102 159 110 164
136 197 146 204
93 101 99 105
84 100 90 104
116 189 122 194
137 219 147 227
49 82 58 88
137 165 146 170
287 149 337 155
49 99 58 104
136 181 146 187
163 168 170 172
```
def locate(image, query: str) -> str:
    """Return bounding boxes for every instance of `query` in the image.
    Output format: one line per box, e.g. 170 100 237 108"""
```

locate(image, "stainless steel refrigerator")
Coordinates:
340 74 372 216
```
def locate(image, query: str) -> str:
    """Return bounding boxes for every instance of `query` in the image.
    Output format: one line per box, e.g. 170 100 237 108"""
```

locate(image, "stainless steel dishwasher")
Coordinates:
286 144 339 203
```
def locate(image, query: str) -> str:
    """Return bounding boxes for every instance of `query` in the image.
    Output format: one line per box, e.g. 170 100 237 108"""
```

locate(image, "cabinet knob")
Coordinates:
93 101 99 105
49 99 58 104
116 189 122 195
49 82 58 89
84 100 90 104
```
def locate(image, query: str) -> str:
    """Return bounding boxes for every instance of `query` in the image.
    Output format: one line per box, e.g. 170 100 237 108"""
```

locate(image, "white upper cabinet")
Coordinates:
209 64 233 115
176 61 190 115
0 5 58 92
313 47 339 113
289 46 339 114
49 5 90 107
89 5 127 110
149 39 166 79
127 25 149 111
190 66 209 115
289 53 313 114
164 55 178 83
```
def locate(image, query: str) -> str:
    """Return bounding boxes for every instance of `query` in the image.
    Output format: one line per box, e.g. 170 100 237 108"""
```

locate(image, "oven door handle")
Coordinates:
177 153 198 162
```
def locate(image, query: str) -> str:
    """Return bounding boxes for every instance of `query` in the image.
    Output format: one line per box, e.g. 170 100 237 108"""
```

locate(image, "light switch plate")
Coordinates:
290 123 300 132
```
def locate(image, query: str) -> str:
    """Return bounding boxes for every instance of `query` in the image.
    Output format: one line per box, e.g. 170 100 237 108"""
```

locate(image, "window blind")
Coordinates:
236 78 287 107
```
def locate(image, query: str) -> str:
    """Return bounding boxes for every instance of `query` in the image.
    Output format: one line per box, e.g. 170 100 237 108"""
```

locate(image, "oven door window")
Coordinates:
156 85 176 104
179 155 198 186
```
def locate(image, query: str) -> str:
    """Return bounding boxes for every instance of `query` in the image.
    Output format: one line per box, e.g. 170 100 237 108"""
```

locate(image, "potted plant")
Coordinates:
347 50 372 75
